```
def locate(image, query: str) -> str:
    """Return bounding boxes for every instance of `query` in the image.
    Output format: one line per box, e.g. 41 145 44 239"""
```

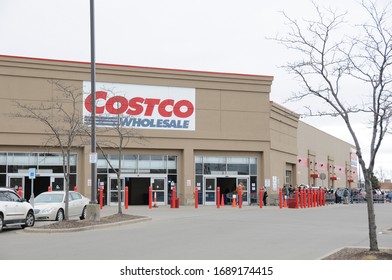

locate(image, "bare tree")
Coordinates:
14 80 86 220
272 0 392 251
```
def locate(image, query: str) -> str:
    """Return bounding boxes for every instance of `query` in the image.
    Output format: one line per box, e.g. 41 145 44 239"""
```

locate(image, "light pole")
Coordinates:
90 0 97 205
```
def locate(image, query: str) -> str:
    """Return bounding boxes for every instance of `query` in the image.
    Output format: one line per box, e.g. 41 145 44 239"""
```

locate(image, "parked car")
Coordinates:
0 187 35 232
34 191 90 221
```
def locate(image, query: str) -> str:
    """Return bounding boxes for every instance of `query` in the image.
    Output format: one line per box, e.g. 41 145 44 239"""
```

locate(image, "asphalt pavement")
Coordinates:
1 203 391 260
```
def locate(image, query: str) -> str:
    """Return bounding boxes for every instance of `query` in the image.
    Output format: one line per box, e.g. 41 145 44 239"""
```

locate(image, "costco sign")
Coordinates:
83 82 195 130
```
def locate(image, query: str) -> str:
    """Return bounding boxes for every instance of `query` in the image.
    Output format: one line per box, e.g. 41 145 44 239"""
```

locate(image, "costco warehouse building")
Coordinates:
0 55 358 206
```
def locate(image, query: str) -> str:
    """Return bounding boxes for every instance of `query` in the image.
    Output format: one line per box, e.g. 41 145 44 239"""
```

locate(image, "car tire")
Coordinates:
80 206 87 220
56 209 64 221
0 214 4 232
21 210 35 229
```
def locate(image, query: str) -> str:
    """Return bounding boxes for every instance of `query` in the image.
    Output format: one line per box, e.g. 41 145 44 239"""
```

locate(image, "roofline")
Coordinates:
0 54 274 79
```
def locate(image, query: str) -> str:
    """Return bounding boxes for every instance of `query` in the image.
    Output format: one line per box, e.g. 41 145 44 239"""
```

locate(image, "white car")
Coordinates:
34 191 90 221
0 187 35 232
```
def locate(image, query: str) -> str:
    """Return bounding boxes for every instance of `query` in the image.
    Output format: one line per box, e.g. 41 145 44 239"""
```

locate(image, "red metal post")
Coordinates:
125 186 128 210
295 188 299 208
171 186 176 208
318 189 320 207
74 186 78 192
307 189 311 208
320 189 323 206
217 187 220 209
99 186 103 210
259 187 263 208
279 187 283 209
238 188 242 209
148 186 152 209
195 187 198 209
48 186 52 192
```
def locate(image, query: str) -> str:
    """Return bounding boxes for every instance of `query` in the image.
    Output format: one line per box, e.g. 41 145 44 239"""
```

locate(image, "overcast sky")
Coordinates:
1 0 391 177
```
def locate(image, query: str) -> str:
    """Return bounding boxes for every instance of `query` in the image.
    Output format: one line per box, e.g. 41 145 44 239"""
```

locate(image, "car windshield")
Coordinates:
35 193 64 203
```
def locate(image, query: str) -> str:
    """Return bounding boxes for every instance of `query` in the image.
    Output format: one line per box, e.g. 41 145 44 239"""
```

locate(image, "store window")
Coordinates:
97 154 177 175
197 156 257 176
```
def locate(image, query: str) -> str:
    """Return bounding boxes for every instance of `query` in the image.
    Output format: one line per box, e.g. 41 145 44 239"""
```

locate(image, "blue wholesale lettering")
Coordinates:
121 117 190 129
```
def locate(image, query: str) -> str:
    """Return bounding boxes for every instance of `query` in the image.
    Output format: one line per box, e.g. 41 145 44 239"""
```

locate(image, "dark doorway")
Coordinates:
125 177 150 205
217 177 236 205
24 176 51 200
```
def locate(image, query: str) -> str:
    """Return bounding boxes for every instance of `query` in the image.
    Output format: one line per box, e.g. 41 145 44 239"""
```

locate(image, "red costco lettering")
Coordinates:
84 92 194 118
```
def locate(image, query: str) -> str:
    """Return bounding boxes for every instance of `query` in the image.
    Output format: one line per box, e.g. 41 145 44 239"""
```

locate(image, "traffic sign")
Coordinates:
28 168 36 179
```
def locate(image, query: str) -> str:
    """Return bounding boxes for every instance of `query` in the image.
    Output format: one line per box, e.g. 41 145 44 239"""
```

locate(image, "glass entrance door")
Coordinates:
109 176 125 206
8 176 24 197
51 176 65 191
151 177 166 205
204 177 216 205
237 177 249 205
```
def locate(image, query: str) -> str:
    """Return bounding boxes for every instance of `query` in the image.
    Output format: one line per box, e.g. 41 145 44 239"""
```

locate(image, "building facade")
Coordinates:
0 55 357 206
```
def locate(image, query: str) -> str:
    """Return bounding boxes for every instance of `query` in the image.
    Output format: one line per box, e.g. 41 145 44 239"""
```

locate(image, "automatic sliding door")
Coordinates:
204 177 216 205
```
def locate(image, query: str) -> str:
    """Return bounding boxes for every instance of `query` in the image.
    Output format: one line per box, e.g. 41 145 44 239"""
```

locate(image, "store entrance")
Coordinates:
25 176 51 199
203 176 249 205
109 175 167 206
217 177 236 205
126 177 150 205
8 175 59 200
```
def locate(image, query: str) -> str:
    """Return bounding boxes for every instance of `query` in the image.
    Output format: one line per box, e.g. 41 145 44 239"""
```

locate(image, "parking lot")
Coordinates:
1 203 392 260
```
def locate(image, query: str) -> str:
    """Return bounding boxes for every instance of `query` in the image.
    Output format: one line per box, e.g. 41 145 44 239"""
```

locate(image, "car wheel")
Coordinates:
80 206 87 220
21 211 35 229
0 214 4 232
56 209 64 221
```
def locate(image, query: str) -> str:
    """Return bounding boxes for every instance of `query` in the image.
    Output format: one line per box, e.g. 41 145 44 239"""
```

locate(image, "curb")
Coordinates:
22 217 152 234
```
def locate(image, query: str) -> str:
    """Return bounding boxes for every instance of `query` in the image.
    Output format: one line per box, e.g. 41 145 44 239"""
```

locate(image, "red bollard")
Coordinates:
320 189 323 206
195 187 198 209
148 186 152 209
316 189 319 207
217 187 220 209
259 187 263 208
307 189 311 208
99 186 103 210
74 186 78 192
18 186 23 198
125 186 128 210
295 189 299 208
238 188 242 209
171 186 176 208
279 188 283 209
48 186 52 192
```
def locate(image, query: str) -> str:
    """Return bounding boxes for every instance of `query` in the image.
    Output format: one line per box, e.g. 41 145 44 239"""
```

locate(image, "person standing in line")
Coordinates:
263 186 268 206
343 188 349 204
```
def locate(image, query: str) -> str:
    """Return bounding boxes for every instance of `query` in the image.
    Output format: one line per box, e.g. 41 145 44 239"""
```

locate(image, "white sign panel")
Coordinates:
28 168 36 179
83 82 196 131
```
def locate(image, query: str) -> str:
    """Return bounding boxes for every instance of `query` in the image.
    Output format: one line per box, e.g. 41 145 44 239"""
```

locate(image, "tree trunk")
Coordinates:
363 169 379 251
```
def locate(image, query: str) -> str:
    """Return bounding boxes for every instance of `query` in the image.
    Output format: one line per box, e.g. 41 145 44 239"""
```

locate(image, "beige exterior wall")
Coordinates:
268 102 299 202
297 121 358 189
